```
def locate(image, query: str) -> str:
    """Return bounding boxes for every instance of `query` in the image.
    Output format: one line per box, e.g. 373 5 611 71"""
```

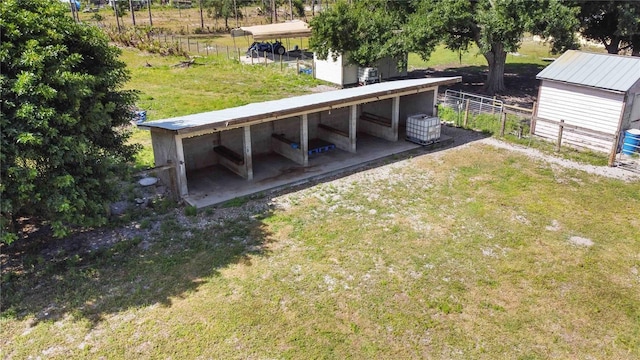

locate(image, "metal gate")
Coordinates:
443 90 504 116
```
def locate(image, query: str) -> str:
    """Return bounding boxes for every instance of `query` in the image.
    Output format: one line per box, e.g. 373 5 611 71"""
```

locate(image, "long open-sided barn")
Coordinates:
534 50 640 158
142 77 460 207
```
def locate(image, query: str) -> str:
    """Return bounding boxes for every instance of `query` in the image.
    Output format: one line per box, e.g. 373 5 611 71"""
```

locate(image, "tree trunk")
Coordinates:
483 42 507 95
147 0 153 26
604 37 622 54
233 0 239 27
113 0 122 32
129 0 137 26
199 0 204 29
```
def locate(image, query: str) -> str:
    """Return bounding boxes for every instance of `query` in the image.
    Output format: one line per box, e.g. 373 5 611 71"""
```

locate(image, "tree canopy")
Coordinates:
406 0 579 94
574 0 640 55
1 0 139 243
309 0 411 67
310 0 579 94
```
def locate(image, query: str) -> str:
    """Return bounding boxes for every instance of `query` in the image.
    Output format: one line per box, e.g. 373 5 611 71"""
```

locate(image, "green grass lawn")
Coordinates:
122 48 322 167
2 144 639 358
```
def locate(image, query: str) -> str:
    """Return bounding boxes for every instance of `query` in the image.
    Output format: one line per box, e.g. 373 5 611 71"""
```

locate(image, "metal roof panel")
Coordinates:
142 77 461 135
537 50 640 92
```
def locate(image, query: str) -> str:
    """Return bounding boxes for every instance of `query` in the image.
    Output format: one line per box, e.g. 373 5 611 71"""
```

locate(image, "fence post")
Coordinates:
196 41 199 53
556 119 564 152
530 101 538 136
206 43 209 56
296 58 300 74
237 48 241 62
187 37 190 52
500 112 507 137
608 131 621 167
280 54 283 71
463 99 470 127
226 46 229 59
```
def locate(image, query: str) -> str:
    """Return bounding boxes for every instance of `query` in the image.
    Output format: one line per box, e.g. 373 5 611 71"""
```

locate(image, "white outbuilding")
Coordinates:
313 51 408 87
533 50 640 158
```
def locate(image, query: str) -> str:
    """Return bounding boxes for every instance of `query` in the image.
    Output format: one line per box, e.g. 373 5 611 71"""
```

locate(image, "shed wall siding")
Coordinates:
628 93 640 129
535 80 624 152
313 53 406 86
313 52 344 85
374 56 408 79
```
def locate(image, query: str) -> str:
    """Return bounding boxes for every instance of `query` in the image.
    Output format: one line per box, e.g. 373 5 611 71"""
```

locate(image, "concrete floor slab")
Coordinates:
184 133 451 208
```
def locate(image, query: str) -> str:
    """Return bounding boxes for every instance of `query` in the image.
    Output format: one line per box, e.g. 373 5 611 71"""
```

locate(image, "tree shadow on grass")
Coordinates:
410 62 546 106
0 203 276 327
1 126 494 329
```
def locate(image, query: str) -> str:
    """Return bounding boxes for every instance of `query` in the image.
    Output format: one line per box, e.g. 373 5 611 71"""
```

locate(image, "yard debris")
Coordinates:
173 58 196 68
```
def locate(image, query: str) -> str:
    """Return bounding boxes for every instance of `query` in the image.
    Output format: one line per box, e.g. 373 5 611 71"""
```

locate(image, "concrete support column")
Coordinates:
243 125 253 180
175 136 189 197
432 87 439 116
349 105 357 152
391 96 400 141
300 114 309 166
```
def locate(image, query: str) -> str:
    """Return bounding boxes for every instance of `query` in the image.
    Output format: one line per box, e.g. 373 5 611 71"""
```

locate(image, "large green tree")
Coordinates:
406 0 580 94
1 0 139 242
574 0 640 55
310 0 412 68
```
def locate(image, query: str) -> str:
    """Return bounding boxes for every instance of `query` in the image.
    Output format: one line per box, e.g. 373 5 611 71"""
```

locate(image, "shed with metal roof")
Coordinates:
533 50 640 158
142 77 461 207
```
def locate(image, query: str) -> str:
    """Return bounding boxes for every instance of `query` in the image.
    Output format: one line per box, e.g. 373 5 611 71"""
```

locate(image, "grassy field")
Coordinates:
122 48 322 167
4 10 633 358
2 144 639 358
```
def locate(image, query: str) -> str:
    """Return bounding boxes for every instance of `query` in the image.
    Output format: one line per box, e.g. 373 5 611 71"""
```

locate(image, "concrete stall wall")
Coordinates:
317 107 351 134
307 113 320 139
250 122 274 155
399 91 435 126
273 117 301 143
183 133 219 172
536 80 624 152
361 98 393 120
219 127 246 155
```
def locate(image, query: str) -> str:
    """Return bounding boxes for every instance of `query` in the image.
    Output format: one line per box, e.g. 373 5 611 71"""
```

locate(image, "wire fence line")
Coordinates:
439 90 531 138
147 32 315 74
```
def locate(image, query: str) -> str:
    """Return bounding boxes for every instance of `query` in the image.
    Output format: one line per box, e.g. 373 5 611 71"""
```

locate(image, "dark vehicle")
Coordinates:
247 40 286 56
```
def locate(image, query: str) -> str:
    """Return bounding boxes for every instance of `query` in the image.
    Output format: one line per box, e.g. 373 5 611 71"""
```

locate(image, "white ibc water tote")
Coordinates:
406 114 441 145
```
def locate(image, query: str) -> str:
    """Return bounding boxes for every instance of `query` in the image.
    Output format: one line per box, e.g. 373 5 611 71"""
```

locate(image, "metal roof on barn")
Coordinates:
230 20 312 40
141 77 461 136
536 50 640 93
